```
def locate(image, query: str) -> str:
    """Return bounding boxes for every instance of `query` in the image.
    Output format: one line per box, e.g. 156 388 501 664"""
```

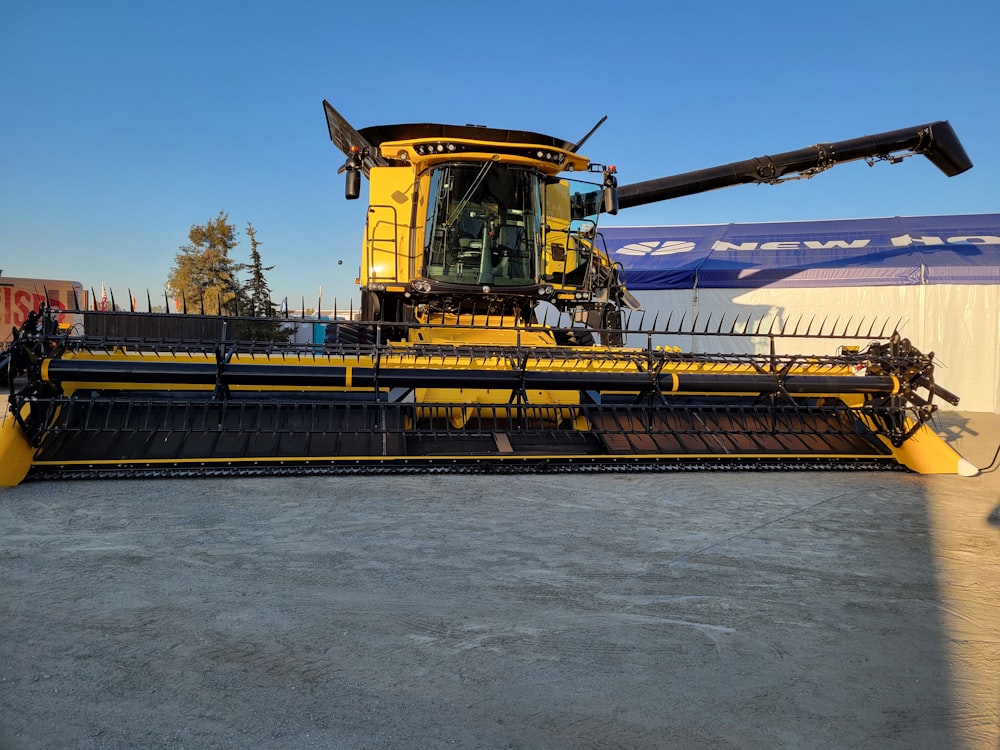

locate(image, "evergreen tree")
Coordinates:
234 223 290 342
243 222 274 316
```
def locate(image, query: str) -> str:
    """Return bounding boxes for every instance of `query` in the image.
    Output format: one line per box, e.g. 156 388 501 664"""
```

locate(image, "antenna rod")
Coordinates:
571 115 608 153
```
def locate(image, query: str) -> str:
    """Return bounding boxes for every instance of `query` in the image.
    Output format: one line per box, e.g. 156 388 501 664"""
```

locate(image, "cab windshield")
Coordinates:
423 163 542 287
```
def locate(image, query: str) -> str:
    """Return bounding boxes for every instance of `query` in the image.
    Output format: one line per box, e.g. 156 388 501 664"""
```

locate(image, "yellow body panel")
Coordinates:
376 138 590 175
880 422 972 475
365 167 418 286
0 405 35 487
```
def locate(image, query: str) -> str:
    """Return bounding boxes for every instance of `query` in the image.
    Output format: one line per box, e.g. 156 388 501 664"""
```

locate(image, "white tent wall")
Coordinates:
630 283 1000 413
921 283 1000 414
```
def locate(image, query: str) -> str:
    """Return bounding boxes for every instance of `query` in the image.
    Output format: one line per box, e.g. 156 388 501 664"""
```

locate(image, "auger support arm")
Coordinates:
616 121 972 210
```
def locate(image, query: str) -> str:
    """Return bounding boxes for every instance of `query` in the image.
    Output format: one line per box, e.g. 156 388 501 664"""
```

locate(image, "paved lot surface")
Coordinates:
1 412 998 749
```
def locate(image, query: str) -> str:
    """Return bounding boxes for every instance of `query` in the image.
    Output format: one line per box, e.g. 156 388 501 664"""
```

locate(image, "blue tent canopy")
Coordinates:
599 214 1000 290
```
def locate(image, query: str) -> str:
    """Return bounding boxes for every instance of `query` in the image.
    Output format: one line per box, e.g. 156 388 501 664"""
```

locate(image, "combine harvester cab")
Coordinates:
0 106 979 484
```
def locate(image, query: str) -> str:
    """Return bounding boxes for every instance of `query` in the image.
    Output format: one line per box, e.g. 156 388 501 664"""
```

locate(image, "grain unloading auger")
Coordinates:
0 106 978 485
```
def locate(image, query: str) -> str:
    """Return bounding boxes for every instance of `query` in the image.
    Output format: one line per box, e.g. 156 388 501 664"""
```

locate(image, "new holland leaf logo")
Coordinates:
615 240 697 256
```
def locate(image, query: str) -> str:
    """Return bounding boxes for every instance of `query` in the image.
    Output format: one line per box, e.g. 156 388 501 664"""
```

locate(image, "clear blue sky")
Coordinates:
2 0 997 308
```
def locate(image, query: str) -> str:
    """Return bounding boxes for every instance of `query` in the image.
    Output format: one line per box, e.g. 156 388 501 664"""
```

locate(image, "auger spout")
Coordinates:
616 121 972 209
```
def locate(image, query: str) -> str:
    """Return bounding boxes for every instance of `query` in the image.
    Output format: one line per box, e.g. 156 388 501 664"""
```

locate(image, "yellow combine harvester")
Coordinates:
0 104 979 485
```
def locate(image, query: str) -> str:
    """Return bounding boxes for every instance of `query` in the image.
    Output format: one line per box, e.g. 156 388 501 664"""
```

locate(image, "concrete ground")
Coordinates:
1 412 998 750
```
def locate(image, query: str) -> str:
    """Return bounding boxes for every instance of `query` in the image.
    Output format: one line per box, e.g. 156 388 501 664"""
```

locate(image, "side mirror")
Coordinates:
602 185 618 216
601 165 618 215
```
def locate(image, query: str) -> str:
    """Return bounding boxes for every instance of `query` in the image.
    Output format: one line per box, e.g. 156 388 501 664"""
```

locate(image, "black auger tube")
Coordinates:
616 121 972 209
43 358 904 397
